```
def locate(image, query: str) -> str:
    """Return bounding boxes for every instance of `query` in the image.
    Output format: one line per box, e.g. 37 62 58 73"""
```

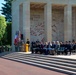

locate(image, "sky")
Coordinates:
0 0 5 15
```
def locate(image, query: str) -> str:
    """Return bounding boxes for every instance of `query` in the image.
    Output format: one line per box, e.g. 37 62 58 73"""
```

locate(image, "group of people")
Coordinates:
31 40 76 55
13 31 76 55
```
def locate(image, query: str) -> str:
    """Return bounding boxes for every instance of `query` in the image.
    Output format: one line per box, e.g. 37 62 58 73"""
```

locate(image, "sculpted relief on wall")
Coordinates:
52 9 64 41
30 9 64 42
30 9 45 42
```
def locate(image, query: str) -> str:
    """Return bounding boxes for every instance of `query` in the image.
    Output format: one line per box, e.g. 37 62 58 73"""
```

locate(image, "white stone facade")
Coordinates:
12 0 76 50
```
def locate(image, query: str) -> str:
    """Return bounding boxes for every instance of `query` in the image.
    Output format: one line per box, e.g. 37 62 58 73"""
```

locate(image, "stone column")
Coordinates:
44 3 52 42
64 4 72 41
23 1 30 43
12 4 19 51
19 4 23 34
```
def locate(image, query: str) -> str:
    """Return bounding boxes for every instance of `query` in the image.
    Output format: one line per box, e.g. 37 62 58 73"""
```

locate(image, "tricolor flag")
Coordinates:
14 31 21 45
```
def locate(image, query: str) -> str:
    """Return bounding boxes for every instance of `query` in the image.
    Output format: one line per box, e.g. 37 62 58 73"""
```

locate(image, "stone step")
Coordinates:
7 55 76 68
0 52 24 57
1 52 75 60
3 52 76 61
2 56 76 75
1 52 76 74
3 56 76 71
2 53 76 64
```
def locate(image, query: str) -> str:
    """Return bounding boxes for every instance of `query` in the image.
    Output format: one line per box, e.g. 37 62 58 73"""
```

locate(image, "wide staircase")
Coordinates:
0 52 76 75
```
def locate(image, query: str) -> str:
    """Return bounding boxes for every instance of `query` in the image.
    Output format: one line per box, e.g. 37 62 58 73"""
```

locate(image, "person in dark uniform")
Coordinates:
68 41 72 55
26 39 30 51
64 41 68 55
26 39 30 44
31 41 36 53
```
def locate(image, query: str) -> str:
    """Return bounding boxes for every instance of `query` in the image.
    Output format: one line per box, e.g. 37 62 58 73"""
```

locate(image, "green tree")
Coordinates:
1 0 13 22
0 16 6 45
1 22 12 45
6 22 12 45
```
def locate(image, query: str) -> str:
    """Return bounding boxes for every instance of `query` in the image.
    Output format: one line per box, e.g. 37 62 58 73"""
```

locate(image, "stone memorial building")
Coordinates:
12 0 76 49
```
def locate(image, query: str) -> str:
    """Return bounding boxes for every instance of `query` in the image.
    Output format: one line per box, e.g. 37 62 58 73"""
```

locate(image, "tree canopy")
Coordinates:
0 16 6 42
1 0 13 22
1 22 12 45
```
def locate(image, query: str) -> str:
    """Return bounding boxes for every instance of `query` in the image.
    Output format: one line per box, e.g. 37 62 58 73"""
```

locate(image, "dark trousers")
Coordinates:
64 49 68 55
69 49 72 55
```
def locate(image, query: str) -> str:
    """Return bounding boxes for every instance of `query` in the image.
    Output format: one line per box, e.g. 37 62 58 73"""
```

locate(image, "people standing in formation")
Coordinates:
31 40 76 55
